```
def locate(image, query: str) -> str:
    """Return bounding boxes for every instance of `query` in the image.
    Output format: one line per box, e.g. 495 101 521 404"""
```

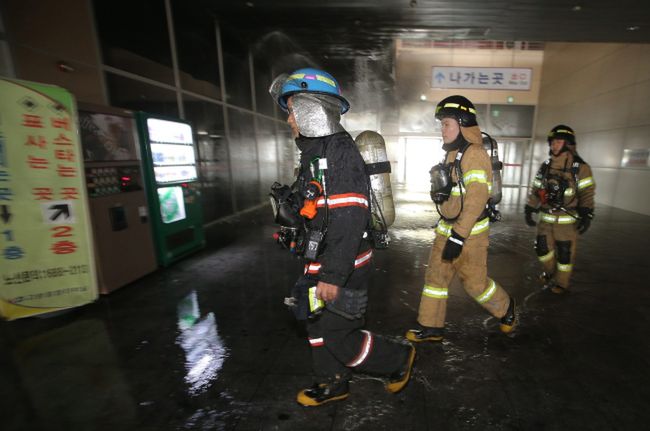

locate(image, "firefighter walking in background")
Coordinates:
524 125 595 294
268 68 415 407
406 95 517 343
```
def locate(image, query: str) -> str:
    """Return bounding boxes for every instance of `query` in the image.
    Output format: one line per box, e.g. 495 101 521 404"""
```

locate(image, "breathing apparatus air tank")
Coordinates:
354 131 395 228
482 132 503 205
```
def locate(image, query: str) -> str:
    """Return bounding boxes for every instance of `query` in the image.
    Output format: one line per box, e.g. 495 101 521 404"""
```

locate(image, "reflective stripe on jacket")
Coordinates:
436 217 490 237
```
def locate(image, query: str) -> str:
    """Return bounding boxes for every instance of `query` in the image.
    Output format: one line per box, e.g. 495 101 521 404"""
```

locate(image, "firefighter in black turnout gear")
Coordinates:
269 68 415 407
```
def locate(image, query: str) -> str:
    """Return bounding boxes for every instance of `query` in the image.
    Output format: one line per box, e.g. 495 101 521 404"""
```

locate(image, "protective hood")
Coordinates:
443 124 482 151
460 125 482 145
567 144 580 156
291 93 344 138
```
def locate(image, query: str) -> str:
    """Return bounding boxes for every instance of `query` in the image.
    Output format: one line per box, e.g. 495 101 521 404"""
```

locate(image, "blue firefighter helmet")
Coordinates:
277 68 350 114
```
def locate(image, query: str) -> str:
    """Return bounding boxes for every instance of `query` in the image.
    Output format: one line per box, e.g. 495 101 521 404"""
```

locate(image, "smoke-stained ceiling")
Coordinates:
210 0 650 60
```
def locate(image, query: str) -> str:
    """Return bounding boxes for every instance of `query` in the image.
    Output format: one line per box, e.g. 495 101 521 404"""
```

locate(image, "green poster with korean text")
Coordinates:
0 78 98 320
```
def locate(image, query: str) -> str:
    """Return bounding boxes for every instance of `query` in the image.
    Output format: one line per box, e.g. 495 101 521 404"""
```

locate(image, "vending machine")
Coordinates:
135 113 204 266
78 104 157 294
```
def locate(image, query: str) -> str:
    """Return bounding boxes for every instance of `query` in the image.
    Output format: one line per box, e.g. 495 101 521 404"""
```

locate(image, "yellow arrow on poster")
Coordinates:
0 77 98 320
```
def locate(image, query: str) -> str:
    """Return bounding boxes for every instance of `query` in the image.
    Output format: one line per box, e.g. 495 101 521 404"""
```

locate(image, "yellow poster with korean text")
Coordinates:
0 78 98 320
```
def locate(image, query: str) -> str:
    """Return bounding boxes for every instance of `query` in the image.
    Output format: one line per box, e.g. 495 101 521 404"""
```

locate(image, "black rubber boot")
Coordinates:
551 284 567 294
499 297 517 334
405 326 444 342
296 375 350 407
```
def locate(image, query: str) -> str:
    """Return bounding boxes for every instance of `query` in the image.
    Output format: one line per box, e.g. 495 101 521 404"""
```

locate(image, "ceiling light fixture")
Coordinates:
571 5 582 12
394 26 491 40
627 25 640 31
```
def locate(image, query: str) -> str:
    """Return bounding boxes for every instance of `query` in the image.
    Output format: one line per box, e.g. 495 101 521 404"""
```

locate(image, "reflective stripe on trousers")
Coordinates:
475 278 497 304
538 250 554 262
422 285 448 299
346 330 373 367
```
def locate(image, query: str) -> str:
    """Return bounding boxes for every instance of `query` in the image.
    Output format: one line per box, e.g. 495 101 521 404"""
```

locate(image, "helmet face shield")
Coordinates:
269 73 290 112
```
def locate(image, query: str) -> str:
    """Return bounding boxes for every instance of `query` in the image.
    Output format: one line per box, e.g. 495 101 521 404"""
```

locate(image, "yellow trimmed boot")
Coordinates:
297 376 349 407
551 284 567 294
405 326 444 342
385 344 416 393
499 297 517 334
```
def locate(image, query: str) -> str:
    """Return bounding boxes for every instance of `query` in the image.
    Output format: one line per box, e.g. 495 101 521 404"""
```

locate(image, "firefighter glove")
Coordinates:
577 207 593 235
442 229 464 261
524 205 538 227
285 276 323 320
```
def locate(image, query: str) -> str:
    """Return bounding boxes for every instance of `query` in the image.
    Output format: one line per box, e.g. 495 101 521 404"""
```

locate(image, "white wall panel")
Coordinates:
537 43 650 215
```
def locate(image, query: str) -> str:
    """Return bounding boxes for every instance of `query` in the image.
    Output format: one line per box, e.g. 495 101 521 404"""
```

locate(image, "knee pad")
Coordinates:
535 235 549 256
327 288 368 320
556 241 572 264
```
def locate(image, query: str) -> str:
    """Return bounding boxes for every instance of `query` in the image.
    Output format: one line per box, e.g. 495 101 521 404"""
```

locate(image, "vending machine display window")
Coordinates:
158 186 187 224
147 118 198 184
154 165 198 184
151 143 196 165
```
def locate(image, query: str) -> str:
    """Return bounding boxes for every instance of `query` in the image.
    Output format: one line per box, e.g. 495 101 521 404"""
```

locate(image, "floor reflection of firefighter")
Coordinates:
524 125 595 293
268 68 414 407
406 95 517 343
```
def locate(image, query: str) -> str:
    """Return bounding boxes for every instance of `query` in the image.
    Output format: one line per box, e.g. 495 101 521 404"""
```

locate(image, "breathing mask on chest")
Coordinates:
429 162 454 204
539 175 569 209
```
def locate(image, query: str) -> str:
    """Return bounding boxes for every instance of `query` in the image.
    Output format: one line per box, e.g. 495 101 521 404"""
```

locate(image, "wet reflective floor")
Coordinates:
2 186 650 430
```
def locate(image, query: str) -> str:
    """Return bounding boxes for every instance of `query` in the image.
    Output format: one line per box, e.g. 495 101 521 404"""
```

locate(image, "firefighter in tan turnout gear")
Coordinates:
524 125 595 294
406 95 516 342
